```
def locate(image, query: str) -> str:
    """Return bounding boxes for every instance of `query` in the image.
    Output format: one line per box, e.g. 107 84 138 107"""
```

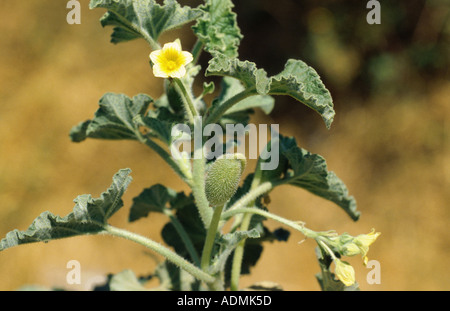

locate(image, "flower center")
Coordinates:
166 60 178 71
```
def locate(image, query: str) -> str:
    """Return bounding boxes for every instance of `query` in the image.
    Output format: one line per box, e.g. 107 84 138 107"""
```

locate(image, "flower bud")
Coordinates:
205 153 246 207
334 259 356 287
341 242 362 257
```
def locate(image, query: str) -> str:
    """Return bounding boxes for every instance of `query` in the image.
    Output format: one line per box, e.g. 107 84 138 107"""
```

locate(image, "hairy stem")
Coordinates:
205 88 256 125
200 204 225 273
229 212 252 291
226 181 274 213
191 40 204 65
222 207 319 239
104 225 214 284
228 177 272 290
191 117 213 228
317 239 338 260
172 78 198 124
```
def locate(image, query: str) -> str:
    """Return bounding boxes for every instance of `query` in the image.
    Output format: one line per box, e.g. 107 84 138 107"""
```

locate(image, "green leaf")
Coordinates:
192 0 243 58
206 55 335 128
69 120 90 143
70 93 152 142
161 200 206 263
210 229 260 274
257 135 288 184
277 136 360 221
134 115 174 145
0 169 133 251
269 59 335 129
129 184 178 222
90 0 202 46
154 261 200 291
202 81 215 96
109 270 150 291
149 95 184 124
206 53 270 94
225 243 263 283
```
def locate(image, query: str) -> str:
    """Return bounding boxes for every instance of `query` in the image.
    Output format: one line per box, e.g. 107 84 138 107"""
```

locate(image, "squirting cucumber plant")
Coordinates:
0 0 380 291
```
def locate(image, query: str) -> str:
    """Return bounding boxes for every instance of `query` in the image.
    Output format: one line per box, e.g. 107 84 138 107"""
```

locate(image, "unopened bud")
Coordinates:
205 153 246 207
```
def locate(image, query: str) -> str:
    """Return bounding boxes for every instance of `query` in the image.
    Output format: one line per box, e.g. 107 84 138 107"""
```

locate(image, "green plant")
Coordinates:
0 0 379 291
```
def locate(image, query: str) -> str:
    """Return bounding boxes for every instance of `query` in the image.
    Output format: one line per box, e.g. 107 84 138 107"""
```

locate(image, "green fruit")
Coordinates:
205 153 246 207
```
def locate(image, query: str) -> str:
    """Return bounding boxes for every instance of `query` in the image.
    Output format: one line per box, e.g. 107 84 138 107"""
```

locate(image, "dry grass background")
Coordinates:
0 1 448 291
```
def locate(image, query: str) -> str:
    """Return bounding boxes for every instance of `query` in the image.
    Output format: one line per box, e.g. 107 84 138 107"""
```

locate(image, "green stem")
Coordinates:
163 209 201 267
144 36 161 52
172 78 198 124
191 116 213 228
200 204 225 272
104 225 214 284
229 212 252 291
191 40 204 65
205 88 256 125
192 157 213 228
228 178 272 291
226 181 274 214
317 239 338 260
222 207 319 239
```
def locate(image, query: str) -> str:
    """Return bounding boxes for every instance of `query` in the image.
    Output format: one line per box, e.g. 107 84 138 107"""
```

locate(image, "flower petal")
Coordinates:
334 259 356 287
152 64 169 78
182 51 193 65
149 39 191 79
169 66 186 79
356 229 381 247
164 39 182 52
150 50 162 65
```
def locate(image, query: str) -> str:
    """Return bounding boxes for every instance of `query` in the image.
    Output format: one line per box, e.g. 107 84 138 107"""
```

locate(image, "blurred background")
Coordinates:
0 0 448 291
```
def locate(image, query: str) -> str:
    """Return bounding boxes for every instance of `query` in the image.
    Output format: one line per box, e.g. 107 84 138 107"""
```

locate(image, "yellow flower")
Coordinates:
342 242 362 257
149 39 193 78
354 229 381 265
339 229 380 266
334 259 356 287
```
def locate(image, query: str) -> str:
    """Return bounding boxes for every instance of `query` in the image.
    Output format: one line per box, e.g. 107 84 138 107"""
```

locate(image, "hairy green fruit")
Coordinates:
205 153 247 207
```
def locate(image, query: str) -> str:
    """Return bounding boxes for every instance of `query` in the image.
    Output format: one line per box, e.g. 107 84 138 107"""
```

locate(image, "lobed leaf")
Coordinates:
276 136 360 221
206 53 270 94
69 93 152 142
206 55 335 128
269 59 335 129
0 169 133 251
90 0 202 46
192 0 243 58
133 115 174 145
128 184 178 222
161 201 206 264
